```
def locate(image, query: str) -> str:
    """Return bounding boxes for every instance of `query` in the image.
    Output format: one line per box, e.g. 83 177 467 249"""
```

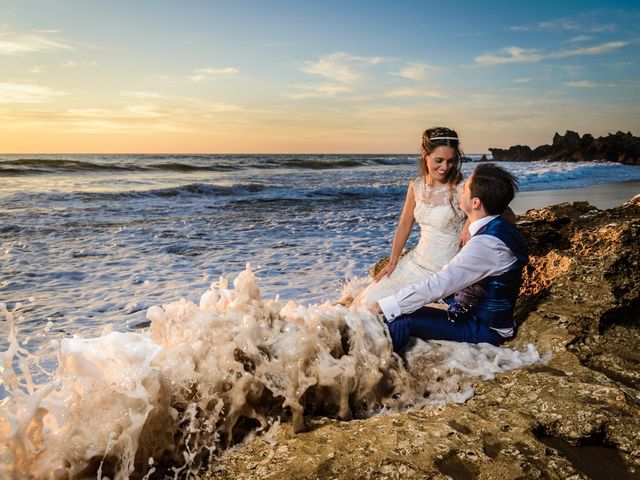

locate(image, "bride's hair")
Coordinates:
420 126 464 213
420 127 464 184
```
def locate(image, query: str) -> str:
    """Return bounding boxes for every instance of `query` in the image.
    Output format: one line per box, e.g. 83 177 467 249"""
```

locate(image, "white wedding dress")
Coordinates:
355 177 466 308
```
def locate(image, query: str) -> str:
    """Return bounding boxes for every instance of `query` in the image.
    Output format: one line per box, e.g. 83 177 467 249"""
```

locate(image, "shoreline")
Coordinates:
510 179 640 214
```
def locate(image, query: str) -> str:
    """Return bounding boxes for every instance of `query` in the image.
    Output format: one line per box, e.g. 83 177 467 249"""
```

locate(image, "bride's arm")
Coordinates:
374 183 416 281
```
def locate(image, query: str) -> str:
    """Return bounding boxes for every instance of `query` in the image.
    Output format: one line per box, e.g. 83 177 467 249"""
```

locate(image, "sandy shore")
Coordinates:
510 179 640 214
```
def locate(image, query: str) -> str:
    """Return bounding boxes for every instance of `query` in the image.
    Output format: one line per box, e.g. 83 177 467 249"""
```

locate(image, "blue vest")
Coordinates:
448 216 528 330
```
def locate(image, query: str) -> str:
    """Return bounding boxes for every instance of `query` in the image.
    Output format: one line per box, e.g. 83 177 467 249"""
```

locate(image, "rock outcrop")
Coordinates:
205 196 640 480
489 131 640 165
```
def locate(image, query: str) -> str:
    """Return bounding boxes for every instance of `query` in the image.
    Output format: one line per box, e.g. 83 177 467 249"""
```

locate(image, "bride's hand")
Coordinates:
369 302 383 315
374 259 397 282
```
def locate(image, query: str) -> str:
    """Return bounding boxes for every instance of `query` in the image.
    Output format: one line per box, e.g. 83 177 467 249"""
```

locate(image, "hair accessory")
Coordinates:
429 136 458 141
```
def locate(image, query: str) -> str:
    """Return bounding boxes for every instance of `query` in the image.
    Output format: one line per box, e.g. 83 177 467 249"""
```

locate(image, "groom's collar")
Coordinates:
469 214 500 237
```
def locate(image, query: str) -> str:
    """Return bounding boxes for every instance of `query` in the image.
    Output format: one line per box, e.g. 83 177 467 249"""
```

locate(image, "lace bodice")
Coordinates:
353 177 467 308
412 176 464 215
410 176 466 269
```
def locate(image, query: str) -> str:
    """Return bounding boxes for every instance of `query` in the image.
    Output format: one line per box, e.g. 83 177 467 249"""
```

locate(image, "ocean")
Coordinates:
1 154 639 477
2 154 640 345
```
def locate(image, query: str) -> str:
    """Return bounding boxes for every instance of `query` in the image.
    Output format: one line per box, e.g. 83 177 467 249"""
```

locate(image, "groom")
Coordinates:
373 163 528 352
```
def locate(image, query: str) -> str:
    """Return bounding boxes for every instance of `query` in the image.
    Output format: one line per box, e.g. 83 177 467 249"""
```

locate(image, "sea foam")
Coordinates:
1 266 542 478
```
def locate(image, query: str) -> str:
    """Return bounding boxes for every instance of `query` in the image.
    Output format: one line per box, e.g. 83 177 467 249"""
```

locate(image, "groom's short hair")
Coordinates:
470 163 518 215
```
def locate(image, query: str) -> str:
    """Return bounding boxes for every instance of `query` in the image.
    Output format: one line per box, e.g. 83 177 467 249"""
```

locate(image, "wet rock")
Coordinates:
489 144 533 162
489 130 640 165
204 196 640 480
370 248 413 278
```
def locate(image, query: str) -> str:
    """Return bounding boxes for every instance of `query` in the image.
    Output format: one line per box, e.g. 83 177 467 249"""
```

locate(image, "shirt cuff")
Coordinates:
378 295 402 322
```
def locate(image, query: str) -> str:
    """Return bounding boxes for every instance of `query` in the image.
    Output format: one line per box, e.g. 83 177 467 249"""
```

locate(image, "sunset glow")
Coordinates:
1 0 638 153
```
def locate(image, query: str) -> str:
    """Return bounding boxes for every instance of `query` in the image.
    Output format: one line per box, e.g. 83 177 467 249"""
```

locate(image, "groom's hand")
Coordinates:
369 302 383 316
459 219 471 247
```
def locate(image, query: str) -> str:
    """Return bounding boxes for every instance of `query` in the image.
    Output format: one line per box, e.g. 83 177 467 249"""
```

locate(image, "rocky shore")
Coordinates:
487 130 640 165
205 195 640 480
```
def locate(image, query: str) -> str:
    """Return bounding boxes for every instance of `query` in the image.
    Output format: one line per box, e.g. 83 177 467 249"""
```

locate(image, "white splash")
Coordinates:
0 265 542 478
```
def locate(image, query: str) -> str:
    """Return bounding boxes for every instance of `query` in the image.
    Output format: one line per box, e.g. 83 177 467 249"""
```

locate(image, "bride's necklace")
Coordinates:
424 176 448 189
421 176 450 207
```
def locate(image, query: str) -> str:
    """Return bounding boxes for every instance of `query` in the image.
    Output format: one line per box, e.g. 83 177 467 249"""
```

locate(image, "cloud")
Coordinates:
559 65 585 75
475 46 542 65
117 91 245 113
301 51 390 83
67 101 243 120
4 98 247 135
567 41 629 56
475 41 629 66
513 78 532 84
248 41 300 48
200 102 244 113
538 19 582 31
385 87 448 99
190 67 239 82
538 18 615 33
0 31 71 55
564 80 601 88
286 83 352 99
54 109 181 133
569 35 592 43
510 18 615 33
0 82 67 103
60 60 97 68
602 61 632 68
390 63 433 81
119 90 164 99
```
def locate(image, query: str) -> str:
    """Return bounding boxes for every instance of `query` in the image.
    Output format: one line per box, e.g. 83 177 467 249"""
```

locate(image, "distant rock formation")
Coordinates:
207 196 640 480
489 130 640 165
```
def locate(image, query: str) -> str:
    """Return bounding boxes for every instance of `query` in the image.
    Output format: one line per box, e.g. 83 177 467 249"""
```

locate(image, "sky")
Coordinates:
0 0 638 153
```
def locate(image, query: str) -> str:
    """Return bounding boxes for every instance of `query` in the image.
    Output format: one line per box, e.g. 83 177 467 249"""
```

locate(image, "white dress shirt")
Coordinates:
378 215 519 336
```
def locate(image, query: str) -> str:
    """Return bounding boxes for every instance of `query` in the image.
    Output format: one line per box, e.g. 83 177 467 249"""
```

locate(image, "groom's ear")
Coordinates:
471 197 482 210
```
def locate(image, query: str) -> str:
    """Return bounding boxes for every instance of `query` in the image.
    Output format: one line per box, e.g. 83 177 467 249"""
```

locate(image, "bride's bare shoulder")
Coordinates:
410 175 424 190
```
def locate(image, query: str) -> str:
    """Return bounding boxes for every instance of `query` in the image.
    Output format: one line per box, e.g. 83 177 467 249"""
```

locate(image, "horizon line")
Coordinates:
0 151 495 156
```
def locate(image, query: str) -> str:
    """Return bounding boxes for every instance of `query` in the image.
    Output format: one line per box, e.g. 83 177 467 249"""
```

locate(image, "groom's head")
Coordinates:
463 163 518 216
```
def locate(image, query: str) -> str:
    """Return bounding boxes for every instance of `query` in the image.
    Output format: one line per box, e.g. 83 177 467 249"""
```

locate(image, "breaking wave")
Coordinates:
0 155 417 175
0 266 542 478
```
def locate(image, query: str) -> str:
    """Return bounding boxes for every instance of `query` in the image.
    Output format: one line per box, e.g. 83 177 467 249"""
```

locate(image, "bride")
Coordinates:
355 127 467 308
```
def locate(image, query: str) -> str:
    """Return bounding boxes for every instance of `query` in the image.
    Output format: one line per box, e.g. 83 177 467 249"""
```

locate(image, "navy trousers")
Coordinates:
385 306 507 352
